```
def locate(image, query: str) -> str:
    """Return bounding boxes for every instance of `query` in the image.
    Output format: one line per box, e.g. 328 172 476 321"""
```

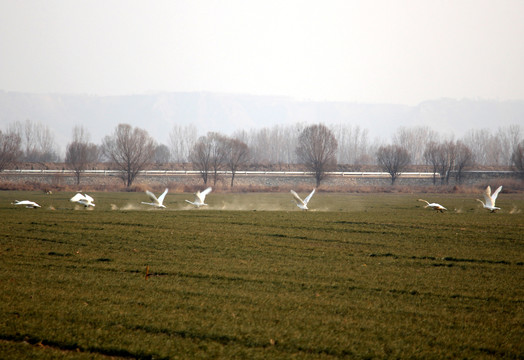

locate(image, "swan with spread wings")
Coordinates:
291 189 316 211
477 185 502 212
70 193 96 207
185 187 212 207
141 188 169 208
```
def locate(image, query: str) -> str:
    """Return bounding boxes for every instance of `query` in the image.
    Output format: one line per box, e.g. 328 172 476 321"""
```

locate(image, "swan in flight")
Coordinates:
70 193 95 207
185 187 212 207
418 199 447 212
291 189 316 210
141 188 169 208
12 200 41 208
477 185 502 212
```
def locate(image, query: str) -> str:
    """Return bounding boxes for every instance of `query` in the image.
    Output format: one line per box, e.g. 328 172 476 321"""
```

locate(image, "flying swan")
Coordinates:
291 189 316 210
12 200 41 208
185 187 212 207
70 193 95 207
141 188 169 208
418 199 447 212
476 185 502 213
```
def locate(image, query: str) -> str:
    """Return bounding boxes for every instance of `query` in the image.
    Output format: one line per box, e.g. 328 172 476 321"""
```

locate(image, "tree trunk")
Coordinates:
391 174 397 185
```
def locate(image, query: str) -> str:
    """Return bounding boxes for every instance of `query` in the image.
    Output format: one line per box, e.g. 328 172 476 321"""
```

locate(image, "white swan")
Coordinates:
141 188 169 208
12 200 41 208
70 193 95 207
185 187 212 207
291 189 316 210
418 199 447 212
477 185 502 213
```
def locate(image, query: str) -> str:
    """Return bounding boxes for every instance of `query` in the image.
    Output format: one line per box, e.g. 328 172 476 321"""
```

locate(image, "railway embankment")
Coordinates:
0 169 521 191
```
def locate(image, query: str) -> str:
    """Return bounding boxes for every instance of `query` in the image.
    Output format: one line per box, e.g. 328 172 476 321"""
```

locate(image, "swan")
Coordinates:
12 200 41 208
418 199 447 212
291 189 315 210
185 187 212 207
70 193 95 207
141 188 169 208
476 185 502 212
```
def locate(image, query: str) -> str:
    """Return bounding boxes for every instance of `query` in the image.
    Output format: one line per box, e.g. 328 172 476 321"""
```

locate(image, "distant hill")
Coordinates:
0 91 523 151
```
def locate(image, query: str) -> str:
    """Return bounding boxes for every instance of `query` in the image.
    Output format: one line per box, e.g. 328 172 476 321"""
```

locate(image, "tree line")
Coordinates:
1 119 523 187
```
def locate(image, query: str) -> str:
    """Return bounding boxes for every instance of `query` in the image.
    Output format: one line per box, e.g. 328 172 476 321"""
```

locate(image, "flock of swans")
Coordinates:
418 185 504 213
11 185 505 213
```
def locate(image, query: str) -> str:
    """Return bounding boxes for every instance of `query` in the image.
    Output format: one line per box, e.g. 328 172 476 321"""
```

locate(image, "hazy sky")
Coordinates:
1 0 524 105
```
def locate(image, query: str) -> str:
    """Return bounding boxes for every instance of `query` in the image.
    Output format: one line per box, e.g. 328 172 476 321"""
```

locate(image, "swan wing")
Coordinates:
145 190 159 204
84 194 94 203
304 189 316 205
200 187 212 198
157 188 169 204
70 193 85 202
194 191 203 204
18 200 40 208
491 186 502 204
196 187 212 203
483 186 493 207
290 190 305 206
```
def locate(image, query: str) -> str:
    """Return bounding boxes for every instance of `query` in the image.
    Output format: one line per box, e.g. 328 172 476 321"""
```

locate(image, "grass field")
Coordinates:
1 190 523 359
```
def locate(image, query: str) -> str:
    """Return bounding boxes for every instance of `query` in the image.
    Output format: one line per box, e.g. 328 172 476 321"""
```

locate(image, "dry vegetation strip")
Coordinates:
0 191 523 359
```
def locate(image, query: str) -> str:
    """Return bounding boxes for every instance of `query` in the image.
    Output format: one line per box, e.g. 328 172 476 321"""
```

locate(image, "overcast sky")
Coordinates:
1 0 524 105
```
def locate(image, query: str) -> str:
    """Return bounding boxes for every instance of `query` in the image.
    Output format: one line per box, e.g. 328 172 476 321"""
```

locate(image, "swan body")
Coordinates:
291 189 316 210
12 200 41 208
141 188 168 208
70 193 95 207
477 185 502 212
185 187 212 207
418 199 447 212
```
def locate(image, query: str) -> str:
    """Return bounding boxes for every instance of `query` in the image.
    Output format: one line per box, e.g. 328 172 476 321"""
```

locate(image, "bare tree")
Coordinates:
226 138 250 187
249 127 271 166
240 124 303 168
423 141 440 185
511 140 524 179
296 124 338 187
462 128 490 166
190 135 212 185
496 125 522 166
208 132 229 186
435 140 457 185
376 144 411 185
154 144 171 165
331 124 371 166
65 126 99 185
101 124 156 187
169 124 197 163
393 126 439 165
9 120 59 163
454 141 473 184
0 130 22 171
462 126 522 166
190 133 228 185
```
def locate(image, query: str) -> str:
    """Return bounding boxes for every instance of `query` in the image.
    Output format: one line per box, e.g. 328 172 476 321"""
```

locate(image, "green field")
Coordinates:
1 190 523 359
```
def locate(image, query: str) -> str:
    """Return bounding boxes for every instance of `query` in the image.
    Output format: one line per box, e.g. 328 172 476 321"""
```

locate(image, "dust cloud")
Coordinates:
509 206 521 214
